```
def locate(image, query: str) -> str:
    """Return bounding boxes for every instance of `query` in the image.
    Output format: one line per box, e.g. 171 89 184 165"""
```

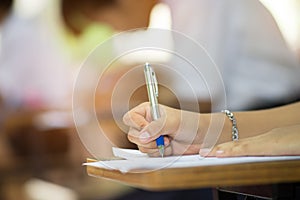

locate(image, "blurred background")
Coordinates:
0 0 299 199
260 0 300 56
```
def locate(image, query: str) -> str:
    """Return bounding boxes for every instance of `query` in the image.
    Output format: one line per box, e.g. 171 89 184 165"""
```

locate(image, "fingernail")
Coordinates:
216 150 224 154
139 132 151 143
164 137 170 146
199 148 210 156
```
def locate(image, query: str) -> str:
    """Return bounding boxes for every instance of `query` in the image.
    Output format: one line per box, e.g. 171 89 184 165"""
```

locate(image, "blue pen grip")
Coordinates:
156 135 164 147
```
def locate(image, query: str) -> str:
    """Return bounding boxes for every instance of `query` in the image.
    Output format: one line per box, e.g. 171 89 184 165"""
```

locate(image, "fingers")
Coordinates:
123 102 151 130
127 127 172 156
125 108 167 143
127 127 171 146
127 127 158 148
123 103 178 138
123 102 181 157
142 117 167 139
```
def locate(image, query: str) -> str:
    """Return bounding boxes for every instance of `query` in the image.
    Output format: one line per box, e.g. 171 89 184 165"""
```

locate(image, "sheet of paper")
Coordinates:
84 147 300 173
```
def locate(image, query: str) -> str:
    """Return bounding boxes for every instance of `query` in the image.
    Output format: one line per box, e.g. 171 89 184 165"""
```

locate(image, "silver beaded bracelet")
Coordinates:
221 109 239 141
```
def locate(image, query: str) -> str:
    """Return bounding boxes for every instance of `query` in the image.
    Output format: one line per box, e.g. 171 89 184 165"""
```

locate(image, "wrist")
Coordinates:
199 112 233 145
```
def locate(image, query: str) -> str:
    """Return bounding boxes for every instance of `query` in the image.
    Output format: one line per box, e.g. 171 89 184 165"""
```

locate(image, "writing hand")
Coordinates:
123 102 201 156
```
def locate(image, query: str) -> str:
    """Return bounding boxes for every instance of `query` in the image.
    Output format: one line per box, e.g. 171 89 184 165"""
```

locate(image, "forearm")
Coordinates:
235 102 300 139
203 124 300 157
199 102 300 145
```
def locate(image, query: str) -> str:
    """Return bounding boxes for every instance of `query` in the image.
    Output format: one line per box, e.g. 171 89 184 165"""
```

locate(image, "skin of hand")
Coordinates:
122 102 203 156
200 125 300 157
123 102 300 157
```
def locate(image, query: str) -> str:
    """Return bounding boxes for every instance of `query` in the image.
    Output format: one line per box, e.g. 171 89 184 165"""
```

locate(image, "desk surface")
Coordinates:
86 159 300 191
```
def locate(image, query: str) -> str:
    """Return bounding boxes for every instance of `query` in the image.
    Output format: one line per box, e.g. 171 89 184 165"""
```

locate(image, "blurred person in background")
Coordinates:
0 0 132 199
0 0 14 169
0 0 73 111
0 0 114 112
164 0 300 111
1 0 299 143
0 0 12 25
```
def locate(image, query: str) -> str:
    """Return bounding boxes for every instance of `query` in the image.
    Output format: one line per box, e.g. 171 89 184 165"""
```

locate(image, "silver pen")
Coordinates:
144 63 165 157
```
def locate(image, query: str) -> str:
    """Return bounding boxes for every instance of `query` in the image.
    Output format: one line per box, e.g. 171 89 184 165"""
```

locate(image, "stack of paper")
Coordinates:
83 147 300 173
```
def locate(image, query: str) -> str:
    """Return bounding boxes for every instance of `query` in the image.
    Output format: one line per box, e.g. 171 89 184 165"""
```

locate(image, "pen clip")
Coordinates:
151 68 159 98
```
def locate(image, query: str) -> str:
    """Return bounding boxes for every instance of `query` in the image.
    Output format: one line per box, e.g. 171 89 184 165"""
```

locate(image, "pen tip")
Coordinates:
158 146 164 158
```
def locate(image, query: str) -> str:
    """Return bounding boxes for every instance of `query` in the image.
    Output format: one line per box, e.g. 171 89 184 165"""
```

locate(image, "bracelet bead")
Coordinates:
222 109 239 141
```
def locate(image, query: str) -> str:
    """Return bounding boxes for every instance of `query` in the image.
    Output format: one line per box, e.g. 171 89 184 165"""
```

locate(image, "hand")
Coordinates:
200 125 300 157
123 102 201 156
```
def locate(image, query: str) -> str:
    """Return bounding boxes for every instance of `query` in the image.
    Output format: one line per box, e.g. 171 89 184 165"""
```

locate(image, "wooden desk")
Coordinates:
86 159 300 191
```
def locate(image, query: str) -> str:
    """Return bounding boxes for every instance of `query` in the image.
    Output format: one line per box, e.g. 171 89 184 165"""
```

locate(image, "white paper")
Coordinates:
84 147 300 173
